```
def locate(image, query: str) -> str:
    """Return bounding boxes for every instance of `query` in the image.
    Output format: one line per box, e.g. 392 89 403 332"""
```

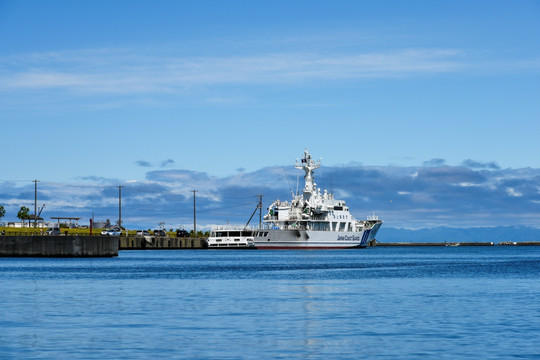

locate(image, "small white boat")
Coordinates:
207 226 257 249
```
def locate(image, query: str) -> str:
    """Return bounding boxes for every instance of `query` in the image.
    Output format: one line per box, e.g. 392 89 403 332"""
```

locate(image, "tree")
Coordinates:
17 206 30 225
0 205 5 223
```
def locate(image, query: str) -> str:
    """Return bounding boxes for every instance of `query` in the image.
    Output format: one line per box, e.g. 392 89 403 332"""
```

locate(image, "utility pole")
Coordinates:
245 195 264 230
192 190 198 234
33 179 40 228
258 194 263 229
117 185 124 228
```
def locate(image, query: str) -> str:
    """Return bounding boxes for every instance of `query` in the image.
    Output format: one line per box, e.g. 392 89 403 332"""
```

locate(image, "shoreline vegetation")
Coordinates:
0 226 209 238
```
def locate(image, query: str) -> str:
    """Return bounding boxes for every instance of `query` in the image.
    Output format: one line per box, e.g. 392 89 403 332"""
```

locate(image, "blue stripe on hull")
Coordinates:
360 229 371 246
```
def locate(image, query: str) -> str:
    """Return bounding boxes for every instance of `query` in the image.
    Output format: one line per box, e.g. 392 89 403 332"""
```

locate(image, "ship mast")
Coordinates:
295 148 320 204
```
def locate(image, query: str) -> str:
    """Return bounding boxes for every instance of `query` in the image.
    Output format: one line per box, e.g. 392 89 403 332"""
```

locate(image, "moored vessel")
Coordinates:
207 226 257 249
254 149 383 249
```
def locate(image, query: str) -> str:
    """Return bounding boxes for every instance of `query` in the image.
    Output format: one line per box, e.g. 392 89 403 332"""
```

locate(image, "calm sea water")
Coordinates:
1 247 540 359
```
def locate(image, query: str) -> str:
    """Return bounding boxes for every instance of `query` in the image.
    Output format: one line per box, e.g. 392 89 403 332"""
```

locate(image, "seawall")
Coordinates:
119 236 207 250
0 235 119 257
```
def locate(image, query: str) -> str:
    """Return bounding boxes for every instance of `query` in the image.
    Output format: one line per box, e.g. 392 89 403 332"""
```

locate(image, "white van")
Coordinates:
46 227 60 235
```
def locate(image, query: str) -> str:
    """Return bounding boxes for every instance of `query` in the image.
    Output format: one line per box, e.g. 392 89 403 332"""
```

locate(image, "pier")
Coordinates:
0 235 118 257
119 236 207 250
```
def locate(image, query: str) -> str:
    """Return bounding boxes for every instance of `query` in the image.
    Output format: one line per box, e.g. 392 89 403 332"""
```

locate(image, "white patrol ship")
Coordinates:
254 149 382 249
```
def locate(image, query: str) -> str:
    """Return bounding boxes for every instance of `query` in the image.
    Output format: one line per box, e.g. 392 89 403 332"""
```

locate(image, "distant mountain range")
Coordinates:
377 226 540 244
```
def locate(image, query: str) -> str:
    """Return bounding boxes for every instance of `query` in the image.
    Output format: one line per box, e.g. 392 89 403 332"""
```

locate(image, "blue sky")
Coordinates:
1 1 539 230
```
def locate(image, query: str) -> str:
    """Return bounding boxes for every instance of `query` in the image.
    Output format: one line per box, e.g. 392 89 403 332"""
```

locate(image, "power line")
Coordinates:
1 180 42 184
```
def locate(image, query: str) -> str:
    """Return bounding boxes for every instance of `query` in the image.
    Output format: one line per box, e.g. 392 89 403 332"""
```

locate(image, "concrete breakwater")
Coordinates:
374 241 540 246
374 242 495 247
119 236 207 250
0 235 118 257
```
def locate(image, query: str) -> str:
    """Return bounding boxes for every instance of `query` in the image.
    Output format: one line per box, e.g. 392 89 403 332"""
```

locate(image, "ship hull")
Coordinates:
254 223 381 249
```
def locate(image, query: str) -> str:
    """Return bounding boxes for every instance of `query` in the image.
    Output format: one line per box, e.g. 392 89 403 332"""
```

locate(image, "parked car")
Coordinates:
153 229 167 237
176 229 190 237
136 230 151 237
101 227 122 236
45 227 60 235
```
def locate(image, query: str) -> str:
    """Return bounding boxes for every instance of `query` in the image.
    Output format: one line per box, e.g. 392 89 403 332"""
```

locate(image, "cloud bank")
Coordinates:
1 160 539 230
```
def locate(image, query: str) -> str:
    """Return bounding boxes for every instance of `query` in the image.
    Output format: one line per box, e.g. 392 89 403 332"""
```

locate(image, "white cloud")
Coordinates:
0 48 466 94
458 182 481 187
506 187 522 197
